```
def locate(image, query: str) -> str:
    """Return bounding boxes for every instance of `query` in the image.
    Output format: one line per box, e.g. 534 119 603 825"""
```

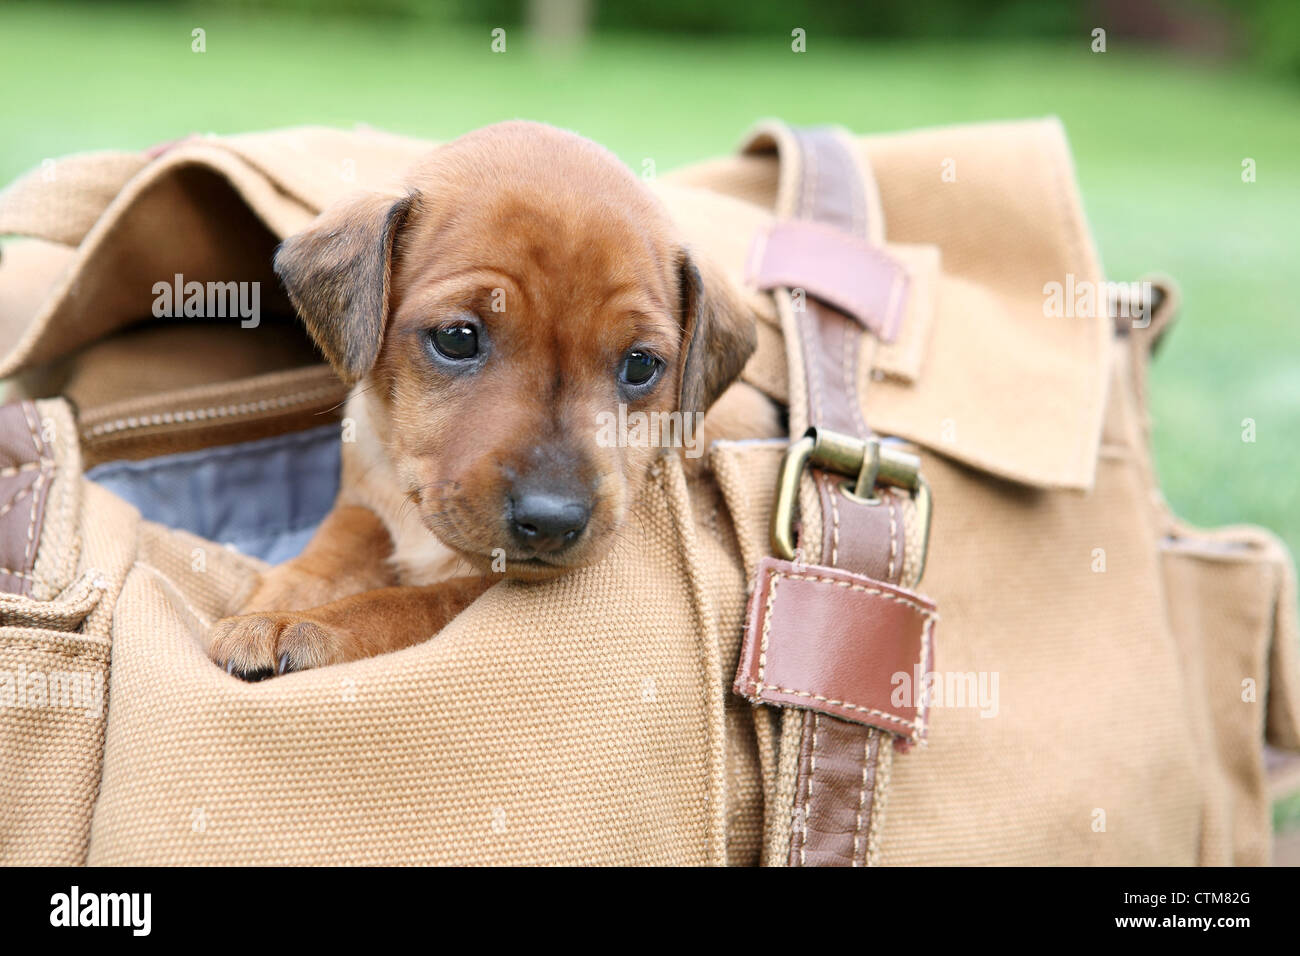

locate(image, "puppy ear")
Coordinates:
676 249 758 416
273 191 416 383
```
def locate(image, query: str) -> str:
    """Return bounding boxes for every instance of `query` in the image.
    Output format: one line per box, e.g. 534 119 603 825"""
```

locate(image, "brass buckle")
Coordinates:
771 427 933 583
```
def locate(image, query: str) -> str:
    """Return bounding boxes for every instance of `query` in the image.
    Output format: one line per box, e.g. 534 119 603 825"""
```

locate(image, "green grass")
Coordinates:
1276 789 1300 831
2 3 1297 573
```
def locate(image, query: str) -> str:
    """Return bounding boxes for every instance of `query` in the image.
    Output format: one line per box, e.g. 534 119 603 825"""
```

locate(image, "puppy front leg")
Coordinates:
235 504 399 614
209 576 494 679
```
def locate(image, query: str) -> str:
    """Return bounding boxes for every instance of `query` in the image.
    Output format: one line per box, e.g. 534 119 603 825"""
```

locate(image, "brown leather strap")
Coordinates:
815 470 905 581
788 710 890 867
0 401 55 596
735 556 935 741
735 122 937 867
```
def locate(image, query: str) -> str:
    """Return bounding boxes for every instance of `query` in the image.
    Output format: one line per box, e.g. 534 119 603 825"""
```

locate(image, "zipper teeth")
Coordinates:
80 384 344 440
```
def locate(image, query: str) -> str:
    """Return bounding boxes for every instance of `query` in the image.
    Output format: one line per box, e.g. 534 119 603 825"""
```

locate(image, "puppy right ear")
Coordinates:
675 248 758 418
273 191 416 384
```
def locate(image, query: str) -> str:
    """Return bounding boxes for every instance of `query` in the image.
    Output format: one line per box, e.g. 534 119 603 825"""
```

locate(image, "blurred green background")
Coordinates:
1 0 1298 826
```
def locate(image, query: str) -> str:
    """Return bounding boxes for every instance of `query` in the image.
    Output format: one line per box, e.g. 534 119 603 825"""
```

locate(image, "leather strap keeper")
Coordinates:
745 219 909 343
734 556 935 748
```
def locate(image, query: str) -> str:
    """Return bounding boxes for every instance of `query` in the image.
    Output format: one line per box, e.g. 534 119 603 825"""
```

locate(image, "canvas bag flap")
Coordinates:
0 126 431 380
662 117 1111 491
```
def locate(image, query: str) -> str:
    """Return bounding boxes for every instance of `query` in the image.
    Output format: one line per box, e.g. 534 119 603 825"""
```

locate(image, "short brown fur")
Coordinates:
208 122 780 677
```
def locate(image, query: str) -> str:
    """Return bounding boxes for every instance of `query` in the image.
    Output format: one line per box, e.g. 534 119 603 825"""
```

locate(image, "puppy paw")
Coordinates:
207 612 341 681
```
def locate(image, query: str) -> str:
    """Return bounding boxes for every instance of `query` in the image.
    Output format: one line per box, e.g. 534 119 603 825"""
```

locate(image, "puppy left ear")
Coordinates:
676 249 758 416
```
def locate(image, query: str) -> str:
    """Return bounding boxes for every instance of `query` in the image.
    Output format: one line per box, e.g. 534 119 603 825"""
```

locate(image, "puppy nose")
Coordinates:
510 492 590 552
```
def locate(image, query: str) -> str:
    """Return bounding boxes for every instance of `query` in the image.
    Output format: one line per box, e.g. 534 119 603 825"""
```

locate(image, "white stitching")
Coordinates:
0 461 45 479
866 732 893 867
844 321 869 437
887 494 898 582
773 568 934 616
915 614 935 740
0 480 36 522
803 713 819 866
16 403 48 581
801 309 826 426
745 679 919 737
852 734 871 866
754 568 781 694
820 129 867 240
818 472 840 567
800 131 819 221
19 401 43 458
788 710 814 867
799 131 831 431
81 385 341 439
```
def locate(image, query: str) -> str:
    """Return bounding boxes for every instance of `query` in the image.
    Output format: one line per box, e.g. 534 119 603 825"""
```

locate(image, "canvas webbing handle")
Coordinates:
733 122 937 867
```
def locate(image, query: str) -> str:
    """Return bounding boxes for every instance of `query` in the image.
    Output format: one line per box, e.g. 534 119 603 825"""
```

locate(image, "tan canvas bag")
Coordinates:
0 119 1296 866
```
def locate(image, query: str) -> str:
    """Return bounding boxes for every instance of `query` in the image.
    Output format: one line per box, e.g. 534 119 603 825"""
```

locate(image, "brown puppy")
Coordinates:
207 121 778 678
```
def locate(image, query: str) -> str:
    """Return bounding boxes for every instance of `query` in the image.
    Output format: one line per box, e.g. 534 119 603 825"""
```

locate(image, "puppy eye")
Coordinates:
619 350 662 388
430 324 478 361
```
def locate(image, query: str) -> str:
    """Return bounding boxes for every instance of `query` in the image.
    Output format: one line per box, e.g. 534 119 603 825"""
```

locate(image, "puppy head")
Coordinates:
275 121 755 579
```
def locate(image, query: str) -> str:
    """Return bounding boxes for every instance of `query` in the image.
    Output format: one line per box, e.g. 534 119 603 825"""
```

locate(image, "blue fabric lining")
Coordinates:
87 425 341 564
